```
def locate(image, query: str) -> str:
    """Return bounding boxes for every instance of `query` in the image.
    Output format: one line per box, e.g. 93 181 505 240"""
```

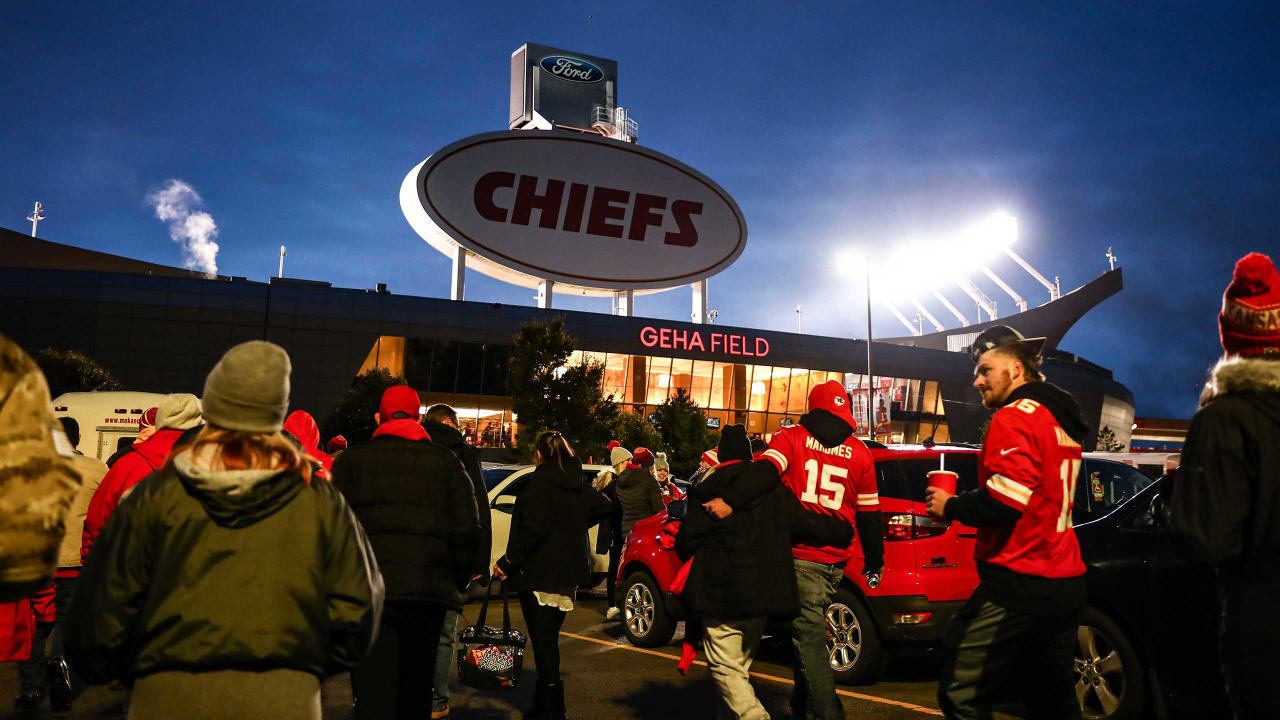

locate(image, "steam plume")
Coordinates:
147 179 220 275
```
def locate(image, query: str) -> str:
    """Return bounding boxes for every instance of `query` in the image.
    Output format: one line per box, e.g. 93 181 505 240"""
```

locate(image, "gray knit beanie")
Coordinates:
610 445 632 467
654 452 670 473
202 341 291 433
156 393 203 431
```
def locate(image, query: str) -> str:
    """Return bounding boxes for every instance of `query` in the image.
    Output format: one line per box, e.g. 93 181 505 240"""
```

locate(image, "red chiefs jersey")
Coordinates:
977 396 1086 578
760 424 878 564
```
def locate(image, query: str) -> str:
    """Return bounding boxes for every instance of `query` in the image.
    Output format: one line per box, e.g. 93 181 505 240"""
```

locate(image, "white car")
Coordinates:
482 463 612 587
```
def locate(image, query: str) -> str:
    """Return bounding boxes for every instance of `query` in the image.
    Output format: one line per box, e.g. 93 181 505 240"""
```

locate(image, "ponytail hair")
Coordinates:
534 430 575 470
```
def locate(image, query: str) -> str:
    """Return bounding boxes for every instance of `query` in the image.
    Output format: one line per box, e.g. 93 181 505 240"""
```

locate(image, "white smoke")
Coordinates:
147 179 220 275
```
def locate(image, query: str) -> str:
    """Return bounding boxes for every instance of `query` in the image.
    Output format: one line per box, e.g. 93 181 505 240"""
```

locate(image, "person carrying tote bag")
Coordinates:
493 431 612 720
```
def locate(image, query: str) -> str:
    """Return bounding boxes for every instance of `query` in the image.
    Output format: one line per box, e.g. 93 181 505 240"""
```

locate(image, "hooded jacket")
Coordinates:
497 457 613 590
80 427 186 563
676 460 853 620
283 410 334 473
65 449 383 684
617 465 666 537
424 419 492 578
1172 356 1280 576
330 422 481 609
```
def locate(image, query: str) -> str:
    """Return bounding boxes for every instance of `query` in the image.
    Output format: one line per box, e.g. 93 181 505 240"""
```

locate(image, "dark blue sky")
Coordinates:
4 2 1277 418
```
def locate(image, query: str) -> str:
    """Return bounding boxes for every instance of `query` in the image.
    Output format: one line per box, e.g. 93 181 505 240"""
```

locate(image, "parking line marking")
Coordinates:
559 630 944 716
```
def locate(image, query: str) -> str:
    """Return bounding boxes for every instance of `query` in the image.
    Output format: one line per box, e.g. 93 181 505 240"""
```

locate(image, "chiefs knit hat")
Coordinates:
156 393 202 431
808 379 857 431
327 435 347 452
717 425 751 464
1220 252 1280 357
700 448 719 466
633 447 655 467
202 341 291 433
379 385 421 421
139 406 158 431
610 445 632 467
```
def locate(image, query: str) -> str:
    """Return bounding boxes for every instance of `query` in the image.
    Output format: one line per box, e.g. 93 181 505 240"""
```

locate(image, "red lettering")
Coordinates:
586 186 630 238
755 337 770 357
640 326 659 347
664 199 702 247
689 332 705 352
510 175 565 229
562 183 589 232
473 171 515 222
742 334 755 357
628 193 668 241
728 335 743 354
659 327 673 348
710 333 724 353
672 330 688 350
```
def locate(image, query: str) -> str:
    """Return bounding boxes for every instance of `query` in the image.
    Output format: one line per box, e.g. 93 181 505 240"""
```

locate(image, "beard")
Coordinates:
979 369 1014 409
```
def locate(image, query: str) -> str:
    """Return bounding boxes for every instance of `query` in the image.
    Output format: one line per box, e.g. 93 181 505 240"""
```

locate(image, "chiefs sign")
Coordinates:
400 130 747 293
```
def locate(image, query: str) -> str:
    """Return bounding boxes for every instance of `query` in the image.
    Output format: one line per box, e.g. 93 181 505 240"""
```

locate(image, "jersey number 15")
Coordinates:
801 459 847 510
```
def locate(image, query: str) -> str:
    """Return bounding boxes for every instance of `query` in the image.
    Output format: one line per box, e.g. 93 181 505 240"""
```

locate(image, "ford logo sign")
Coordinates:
539 55 605 83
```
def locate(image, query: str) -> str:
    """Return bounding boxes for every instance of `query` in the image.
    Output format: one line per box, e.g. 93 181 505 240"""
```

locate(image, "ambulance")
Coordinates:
51 391 167 462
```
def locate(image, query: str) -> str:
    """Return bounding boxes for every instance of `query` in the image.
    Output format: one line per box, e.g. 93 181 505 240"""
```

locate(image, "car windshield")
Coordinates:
482 467 518 492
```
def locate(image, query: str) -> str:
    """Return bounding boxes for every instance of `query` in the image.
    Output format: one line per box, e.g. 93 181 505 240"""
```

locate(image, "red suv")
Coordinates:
617 442 983 684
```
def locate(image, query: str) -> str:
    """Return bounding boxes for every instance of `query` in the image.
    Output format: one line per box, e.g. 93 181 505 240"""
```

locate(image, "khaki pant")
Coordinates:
703 616 770 720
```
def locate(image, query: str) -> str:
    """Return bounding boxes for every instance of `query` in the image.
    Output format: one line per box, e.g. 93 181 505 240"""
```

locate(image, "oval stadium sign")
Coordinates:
538 55 605 83
400 130 748 294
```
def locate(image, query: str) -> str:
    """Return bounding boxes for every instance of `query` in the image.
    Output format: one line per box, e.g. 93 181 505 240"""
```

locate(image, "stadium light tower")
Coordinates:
981 212 1059 302
931 290 970 326
27 202 46 237
884 300 919 336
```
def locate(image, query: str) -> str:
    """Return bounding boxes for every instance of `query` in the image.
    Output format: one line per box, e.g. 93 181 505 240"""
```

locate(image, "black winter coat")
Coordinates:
497 458 613 590
1171 356 1280 577
65 456 382 684
331 429 480 609
424 420 493 578
676 460 853 621
593 470 624 554
617 466 664 537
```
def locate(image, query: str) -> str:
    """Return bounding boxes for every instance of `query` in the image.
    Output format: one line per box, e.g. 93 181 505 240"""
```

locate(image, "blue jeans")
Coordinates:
433 609 459 712
791 559 846 720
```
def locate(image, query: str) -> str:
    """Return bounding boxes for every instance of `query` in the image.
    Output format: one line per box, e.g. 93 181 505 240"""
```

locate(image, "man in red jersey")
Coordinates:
926 325 1088 720
707 380 883 720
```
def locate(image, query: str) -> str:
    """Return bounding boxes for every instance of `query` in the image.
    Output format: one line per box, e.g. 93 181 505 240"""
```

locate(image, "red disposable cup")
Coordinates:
927 470 958 496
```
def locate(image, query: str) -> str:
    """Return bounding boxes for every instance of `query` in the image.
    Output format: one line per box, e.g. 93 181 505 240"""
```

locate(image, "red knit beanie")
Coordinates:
139 406 158 430
1220 252 1280 357
632 447 655 467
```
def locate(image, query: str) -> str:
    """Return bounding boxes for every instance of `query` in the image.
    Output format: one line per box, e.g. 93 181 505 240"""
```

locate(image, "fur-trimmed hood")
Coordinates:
1201 356 1280 407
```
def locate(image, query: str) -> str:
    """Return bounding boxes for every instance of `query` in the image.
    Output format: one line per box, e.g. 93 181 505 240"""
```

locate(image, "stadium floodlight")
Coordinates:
954 277 998 321
979 264 1027 313
974 212 1058 301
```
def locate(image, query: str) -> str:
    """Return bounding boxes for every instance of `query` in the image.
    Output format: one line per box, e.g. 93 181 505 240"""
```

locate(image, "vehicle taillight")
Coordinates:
892 612 933 625
883 513 950 540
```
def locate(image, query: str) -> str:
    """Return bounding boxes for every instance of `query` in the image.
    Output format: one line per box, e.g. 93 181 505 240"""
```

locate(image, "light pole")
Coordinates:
864 254 874 436
27 202 46 237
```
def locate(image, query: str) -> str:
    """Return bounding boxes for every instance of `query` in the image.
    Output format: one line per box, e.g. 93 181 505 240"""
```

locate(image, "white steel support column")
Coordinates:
450 245 466 301
691 279 708 324
614 289 633 317
954 278 998 321
537 280 554 309
911 300 946 333
885 300 919 336
932 290 970 326
1003 247 1059 301
979 265 1028 313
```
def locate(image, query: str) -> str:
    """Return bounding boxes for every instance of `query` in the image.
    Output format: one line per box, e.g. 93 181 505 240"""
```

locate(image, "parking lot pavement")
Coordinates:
0 591 1003 720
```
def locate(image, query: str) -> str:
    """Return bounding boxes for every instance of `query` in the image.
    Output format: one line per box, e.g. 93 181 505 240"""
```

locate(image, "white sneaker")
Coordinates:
605 606 620 621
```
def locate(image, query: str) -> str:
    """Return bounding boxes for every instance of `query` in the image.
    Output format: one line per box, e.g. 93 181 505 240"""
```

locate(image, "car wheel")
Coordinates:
827 587 884 685
1075 607 1145 720
621 572 675 648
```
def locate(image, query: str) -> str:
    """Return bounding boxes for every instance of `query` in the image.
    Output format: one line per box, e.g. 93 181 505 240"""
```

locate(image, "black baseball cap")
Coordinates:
969 325 1046 363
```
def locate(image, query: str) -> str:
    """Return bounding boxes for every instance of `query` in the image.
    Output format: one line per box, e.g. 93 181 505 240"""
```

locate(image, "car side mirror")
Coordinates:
492 496 517 514
1148 492 1168 527
666 499 688 522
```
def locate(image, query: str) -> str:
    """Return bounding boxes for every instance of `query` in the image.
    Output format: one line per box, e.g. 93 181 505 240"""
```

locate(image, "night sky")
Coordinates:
4 2 1277 419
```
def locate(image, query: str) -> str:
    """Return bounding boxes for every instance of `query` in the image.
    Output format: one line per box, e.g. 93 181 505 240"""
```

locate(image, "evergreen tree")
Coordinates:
509 318 620 462
651 387 711 478
320 368 405 445
613 406 664 458
1095 425 1127 452
35 348 123 399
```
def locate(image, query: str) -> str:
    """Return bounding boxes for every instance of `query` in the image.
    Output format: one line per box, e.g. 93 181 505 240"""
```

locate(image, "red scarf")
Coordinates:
372 419 431 442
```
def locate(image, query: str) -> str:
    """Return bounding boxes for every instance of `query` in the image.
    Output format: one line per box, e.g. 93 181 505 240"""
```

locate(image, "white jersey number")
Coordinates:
1057 459 1082 532
801 459 847 511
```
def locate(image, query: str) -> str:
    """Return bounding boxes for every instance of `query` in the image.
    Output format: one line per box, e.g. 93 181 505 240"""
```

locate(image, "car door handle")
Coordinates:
957 532 977 538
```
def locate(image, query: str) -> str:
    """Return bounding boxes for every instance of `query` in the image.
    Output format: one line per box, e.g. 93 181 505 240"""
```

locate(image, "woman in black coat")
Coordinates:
494 431 612 720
